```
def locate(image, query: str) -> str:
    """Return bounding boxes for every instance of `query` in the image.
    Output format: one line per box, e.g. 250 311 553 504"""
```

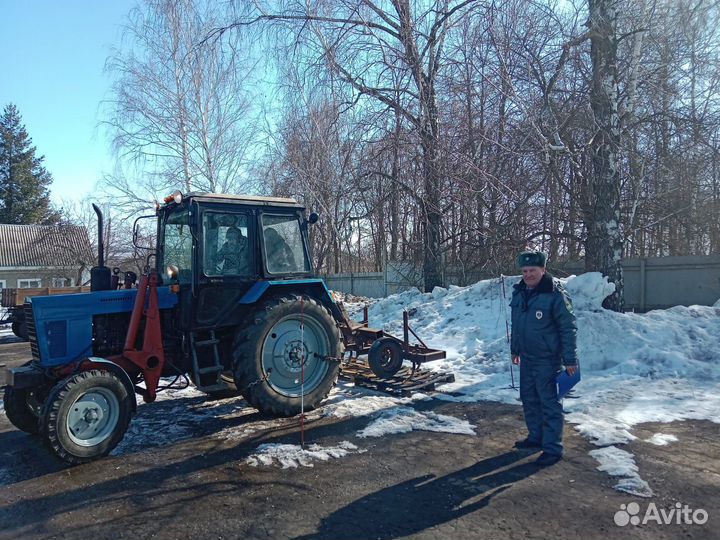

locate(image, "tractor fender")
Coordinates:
239 279 339 316
84 357 138 413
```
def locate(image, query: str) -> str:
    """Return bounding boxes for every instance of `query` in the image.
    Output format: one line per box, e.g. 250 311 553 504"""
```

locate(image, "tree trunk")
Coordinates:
421 84 443 292
586 0 623 311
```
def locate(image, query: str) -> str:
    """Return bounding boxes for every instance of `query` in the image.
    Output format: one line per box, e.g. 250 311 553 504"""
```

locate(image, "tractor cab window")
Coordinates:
262 214 310 274
203 212 251 277
163 210 193 284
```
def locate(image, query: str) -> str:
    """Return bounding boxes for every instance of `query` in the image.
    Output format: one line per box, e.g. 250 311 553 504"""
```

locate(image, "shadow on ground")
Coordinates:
294 450 539 540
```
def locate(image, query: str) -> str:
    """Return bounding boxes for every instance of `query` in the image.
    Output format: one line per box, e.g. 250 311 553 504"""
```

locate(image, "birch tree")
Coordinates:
103 0 258 212
586 0 623 310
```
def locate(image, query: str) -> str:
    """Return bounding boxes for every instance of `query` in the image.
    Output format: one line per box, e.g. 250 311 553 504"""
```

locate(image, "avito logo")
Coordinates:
614 502 708 526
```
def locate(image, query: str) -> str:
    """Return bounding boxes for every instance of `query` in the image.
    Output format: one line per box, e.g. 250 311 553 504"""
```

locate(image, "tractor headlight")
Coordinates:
163 191 183 204
167 265 179 280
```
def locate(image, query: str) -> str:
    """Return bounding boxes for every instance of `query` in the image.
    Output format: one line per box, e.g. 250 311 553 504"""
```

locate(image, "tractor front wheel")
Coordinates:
3 386 42 434
232 295 342 417
11 319 28 341
40 370 133 464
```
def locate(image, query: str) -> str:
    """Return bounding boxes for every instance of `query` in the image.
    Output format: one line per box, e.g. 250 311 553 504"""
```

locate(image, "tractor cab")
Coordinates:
155 192 317 331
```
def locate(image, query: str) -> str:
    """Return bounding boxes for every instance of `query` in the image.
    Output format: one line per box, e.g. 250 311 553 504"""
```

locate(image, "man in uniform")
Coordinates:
510 251 578 467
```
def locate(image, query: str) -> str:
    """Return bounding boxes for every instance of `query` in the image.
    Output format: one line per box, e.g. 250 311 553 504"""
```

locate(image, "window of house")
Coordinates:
18 278 42 288
52 277 72 287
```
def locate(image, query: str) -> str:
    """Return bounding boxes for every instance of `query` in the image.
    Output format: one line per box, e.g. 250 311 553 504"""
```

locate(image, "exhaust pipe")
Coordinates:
92 204 105 267
90 203 111 291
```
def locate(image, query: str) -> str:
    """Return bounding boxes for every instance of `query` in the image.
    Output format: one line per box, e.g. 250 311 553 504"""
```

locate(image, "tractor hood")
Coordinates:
27 287 178 367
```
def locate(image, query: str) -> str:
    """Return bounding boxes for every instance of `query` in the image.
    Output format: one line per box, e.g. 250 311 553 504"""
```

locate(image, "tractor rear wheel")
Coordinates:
232 295 342 417
367 337 404 378
40 370 133 464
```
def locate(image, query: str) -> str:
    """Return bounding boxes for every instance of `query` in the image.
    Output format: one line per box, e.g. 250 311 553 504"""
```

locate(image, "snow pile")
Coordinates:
245 441 362 468
563 272 616 311
589 446 654 498
354 272 720 385
356 406 475 438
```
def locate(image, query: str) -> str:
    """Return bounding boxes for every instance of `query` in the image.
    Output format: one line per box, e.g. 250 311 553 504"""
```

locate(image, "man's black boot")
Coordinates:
535 452 562 467
514 438 542 450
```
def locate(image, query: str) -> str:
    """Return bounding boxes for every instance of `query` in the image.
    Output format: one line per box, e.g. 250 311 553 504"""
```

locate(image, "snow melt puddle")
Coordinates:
356 406 475 438
246 441 363 468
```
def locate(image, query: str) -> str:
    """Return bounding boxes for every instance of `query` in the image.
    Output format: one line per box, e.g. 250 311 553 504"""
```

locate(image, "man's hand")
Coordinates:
565 364 578 376
512 355 520 365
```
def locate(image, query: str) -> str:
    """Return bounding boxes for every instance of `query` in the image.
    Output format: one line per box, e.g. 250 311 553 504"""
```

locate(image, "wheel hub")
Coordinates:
83 407 102 423
66 389 120 447
284 342 307 371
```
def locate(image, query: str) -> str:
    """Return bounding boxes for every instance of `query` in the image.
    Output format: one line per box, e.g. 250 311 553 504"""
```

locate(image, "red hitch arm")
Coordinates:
110 271 166 403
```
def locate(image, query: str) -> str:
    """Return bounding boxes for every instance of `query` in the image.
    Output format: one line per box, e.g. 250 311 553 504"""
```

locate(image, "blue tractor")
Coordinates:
0 192 346 464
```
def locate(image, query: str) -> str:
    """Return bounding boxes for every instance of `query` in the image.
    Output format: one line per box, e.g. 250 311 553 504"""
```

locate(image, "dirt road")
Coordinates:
0 339 717 539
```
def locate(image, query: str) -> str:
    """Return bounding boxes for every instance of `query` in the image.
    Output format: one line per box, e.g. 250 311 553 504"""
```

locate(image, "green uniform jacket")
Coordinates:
510 273 578 366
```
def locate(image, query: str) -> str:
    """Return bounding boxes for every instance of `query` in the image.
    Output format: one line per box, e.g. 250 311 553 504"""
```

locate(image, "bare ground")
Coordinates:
0 339 717 540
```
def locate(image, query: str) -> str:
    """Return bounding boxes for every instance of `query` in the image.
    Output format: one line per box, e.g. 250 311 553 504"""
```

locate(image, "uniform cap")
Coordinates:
517 251 547 268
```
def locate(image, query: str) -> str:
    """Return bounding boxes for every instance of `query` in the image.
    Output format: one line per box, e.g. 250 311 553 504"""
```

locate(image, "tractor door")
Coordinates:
160 207 195 330
192 208 256 329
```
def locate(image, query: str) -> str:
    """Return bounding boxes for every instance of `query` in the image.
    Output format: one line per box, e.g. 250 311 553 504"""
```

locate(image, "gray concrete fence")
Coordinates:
323 255 720 312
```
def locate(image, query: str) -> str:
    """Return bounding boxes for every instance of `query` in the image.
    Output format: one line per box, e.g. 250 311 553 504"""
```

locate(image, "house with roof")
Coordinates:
0 224 93 290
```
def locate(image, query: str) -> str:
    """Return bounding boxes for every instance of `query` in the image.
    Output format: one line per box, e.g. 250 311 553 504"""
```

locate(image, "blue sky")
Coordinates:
0 1 136 206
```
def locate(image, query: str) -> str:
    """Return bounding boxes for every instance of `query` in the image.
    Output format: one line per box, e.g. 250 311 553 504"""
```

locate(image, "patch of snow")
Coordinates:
589 446 653 498
321 389 408 419
644 433 678 446
245 441 362 468
356 406 476 438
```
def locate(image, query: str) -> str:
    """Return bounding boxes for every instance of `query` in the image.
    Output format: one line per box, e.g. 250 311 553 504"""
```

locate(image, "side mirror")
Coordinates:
133 214 157 250
308 212 319 225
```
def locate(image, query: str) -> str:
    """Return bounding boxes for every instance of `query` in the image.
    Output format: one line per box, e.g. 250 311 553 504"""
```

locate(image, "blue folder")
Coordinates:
556 368 581 399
